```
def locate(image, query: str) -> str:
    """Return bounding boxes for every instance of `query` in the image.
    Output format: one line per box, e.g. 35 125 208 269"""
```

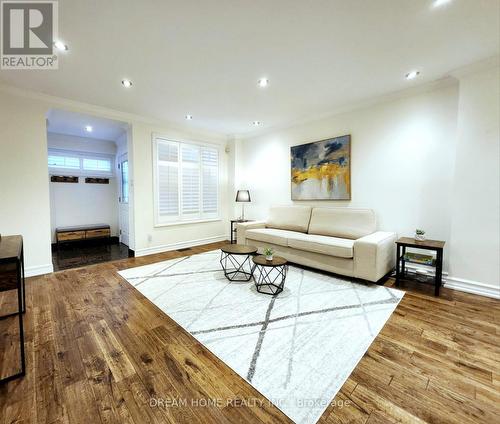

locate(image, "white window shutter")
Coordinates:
201 147 218 216
154 137 219 224
157 141 179 219
181 144 200 217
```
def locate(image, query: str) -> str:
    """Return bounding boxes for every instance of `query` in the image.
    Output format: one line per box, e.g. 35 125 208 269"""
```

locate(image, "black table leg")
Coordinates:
435 248 443 296
21 246 26 313
17 256 26 377
395 244 400 287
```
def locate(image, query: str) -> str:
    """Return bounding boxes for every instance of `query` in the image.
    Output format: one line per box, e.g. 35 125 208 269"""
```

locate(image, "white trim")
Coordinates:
444 277 500 299
403 264 499 299
154 218 222 228
25 263 54 277
134 235 228 257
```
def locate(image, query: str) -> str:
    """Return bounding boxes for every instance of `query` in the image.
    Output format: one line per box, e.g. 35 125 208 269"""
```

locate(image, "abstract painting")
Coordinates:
291 135 351 200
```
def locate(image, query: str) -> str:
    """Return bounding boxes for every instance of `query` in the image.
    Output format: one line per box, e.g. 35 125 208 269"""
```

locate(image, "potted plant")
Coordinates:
264 247 274 261
415 229 426 241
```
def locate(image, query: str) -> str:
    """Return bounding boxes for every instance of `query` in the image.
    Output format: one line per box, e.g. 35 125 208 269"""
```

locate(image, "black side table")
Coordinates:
220 244 258 281
230 219 253 244
0 235 26 383
395 237 445 296
253 255 288 296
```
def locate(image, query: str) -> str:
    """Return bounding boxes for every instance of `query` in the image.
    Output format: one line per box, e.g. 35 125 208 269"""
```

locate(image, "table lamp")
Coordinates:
235 190 251 221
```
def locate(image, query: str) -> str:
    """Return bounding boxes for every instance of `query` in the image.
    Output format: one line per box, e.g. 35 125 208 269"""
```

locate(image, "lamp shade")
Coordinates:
235 190 251 202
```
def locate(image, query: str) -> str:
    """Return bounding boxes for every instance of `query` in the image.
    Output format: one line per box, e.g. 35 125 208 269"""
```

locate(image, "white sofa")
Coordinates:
236 206 396 282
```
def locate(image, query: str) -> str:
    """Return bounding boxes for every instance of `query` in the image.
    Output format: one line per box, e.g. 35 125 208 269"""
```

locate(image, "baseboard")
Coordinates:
444 277 500 299
134 235 228 257
25 263 54 277
404 264 499 299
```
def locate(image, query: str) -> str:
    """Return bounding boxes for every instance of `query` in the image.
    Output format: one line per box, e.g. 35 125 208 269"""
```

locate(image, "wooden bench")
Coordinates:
56 224 111 246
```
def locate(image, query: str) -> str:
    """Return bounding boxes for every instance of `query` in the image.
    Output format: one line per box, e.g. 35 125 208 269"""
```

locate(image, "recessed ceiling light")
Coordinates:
53 41 68 51
432 0 452 8
258 78 269 87
121 79 133 88
252 121 261 126
85 125 93 132
185 114 193 120
405 70 420 80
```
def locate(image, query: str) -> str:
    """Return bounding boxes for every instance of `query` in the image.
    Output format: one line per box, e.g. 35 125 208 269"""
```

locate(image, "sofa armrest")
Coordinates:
353 231 397 282
236 220 266 244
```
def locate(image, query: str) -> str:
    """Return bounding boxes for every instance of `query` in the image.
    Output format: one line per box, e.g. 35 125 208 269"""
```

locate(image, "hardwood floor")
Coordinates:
1 241 499 423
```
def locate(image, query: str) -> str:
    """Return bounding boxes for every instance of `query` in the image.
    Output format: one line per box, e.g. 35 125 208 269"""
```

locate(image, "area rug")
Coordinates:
119 251 404 423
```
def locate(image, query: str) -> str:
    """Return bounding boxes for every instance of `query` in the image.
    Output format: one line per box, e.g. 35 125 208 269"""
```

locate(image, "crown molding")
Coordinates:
449 55 500 79
236 76 458 140
0 82 227 140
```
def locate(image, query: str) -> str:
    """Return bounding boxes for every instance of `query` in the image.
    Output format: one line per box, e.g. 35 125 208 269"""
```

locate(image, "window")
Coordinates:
83 158 112 173
48 153 80 170
48 149 114 177
153 137 219 225
120 160 129 203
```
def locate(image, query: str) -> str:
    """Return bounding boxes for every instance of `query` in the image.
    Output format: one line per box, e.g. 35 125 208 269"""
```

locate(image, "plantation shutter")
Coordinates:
201 147 218 217
154 137 219 225
157 140 179 219
181 144 200 217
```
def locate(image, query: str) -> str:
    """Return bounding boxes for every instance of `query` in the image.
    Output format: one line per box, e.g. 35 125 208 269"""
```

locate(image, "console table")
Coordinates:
395 237 445 296
0 235 26 383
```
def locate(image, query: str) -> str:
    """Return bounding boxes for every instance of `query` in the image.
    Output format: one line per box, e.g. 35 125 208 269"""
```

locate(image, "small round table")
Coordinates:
252 255 288 295
220 244 258 281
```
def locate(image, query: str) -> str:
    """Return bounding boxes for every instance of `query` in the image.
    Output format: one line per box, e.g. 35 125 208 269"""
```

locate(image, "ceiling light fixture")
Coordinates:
121 79 133 88
405 70 420 80
85 125 93 132
258 78 269 87
432 0 452 8
53 40 68 51
252 121 261 126
185 114 193 120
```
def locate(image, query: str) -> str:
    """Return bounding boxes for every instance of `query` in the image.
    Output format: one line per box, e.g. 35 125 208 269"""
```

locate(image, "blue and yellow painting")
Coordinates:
291 135 351 200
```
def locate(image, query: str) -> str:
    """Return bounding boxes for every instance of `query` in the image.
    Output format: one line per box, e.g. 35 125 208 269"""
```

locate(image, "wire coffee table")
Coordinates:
220 244 258 281
252 255 288 295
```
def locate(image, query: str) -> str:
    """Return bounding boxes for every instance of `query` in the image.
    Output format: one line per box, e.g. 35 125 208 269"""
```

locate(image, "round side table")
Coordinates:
219 244 258 281
252 255 288 295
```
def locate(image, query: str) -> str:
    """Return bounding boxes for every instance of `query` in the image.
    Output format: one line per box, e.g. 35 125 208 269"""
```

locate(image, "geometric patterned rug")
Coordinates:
119 251 404 423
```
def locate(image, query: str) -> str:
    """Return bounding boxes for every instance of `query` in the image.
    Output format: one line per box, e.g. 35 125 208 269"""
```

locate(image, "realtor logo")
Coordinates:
1 0 58 69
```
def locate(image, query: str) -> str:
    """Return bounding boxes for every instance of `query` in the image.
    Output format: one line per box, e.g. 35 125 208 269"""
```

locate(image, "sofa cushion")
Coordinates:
266 205 312 233
287 233 354 258
308 207 376 240
245 228 299 247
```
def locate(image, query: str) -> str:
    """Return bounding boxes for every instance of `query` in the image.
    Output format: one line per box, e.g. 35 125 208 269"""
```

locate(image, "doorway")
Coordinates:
118 153 130 246
46 108 134 271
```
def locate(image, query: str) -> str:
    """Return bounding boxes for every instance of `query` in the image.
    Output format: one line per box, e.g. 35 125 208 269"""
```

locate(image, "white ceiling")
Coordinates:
47 109 127 141
1 0 499 136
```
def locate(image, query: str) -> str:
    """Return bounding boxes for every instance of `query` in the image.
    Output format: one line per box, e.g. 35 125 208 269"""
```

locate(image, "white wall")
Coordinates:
237 83 460 270
48 132 119 241
448 65 500 294
47 132 117 155
0 92 52 276
131 123 230 256
236 65 500 296
0 86 229 273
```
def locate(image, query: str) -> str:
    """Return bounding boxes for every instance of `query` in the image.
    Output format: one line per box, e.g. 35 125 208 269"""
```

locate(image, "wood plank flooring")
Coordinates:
0 241 499 423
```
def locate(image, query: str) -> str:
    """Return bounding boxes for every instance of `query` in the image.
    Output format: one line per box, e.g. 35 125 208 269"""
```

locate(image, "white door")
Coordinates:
118 154 130 246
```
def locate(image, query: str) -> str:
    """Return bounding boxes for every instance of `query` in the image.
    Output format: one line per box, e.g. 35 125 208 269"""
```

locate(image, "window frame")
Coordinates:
48 148 115 177
152 135 221 227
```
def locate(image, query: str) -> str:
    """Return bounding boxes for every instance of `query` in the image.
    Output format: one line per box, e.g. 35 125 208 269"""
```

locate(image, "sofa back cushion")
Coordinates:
266 205 312 233
308 207 376 239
